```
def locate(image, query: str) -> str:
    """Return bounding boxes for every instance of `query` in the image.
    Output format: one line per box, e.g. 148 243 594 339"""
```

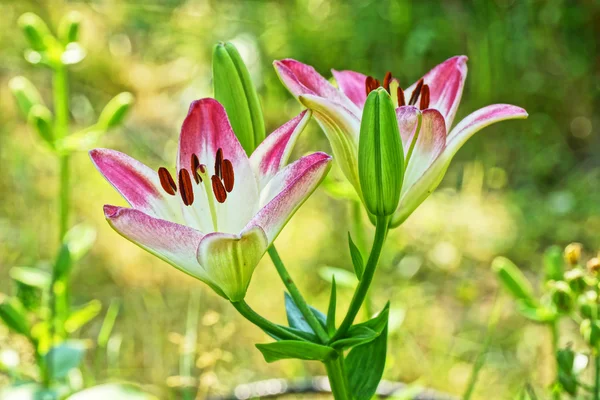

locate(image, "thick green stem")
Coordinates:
330 215 388 343
325 353 352 400
351 201 372 319
268 246 329 343
231 300 305 341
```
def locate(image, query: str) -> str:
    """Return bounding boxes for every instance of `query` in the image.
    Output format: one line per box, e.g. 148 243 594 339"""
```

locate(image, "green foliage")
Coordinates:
331 303 389 349
492 257 537 308
256 341 337 363
348 233 364 279
46 341 86 380
326 276 337 335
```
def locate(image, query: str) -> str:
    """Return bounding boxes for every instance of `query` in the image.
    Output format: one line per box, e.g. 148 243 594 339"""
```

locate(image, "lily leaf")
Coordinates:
284 292 326 334
256 340 337 363
327 276 336 335
330 302 389 349
348 233 364 279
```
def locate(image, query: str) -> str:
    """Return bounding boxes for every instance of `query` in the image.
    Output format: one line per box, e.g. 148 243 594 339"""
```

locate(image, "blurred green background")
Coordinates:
1 0 599 398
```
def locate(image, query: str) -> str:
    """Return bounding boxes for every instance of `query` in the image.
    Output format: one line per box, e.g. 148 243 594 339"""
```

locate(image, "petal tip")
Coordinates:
103 204 120 218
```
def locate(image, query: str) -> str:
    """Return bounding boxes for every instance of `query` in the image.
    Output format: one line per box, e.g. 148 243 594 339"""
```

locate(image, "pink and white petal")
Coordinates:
402 109 446 194
274 59 360 115
298 94 362 194
404 56 468 130
248 152 332 243
249 110 311 191
391 104 527 227
90 149 181 222
395 106 422 159
103 205 226 296
177 98 259 234
196 226 268 302
332 69 368 109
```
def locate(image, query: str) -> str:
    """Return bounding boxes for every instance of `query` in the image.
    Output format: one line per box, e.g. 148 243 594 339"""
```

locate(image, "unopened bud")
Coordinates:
581 319 600 347
8 76 44 118
18 13 54 52
578 291 598 319
548 281 573 313
587 257 600 274
27 104 54 146
58 11 82 44
212 42 265 155
97 92 134 130
565 268 586 294
358 88 404 216
564 243 583 266
492 257 537 307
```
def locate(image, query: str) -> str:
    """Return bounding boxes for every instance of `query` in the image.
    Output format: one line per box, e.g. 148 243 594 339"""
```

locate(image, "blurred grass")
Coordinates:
0 0 599 398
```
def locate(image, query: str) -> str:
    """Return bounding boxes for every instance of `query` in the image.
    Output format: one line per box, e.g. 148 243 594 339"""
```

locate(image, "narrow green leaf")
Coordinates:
64 223 97 262
348 233 364 279
326 276 336 335
345 319 388 399
213 42 265 155
331 302 389 349
58 11 82 45
544 246 564 282
284 292 327 334
8 76 44 119
18 13 54 52
65 300 102 333
256 340 336 363
27 104 54 146
97 92 134 131
492 257 537 307
53 244 72 282
98 299 120 348
0 295 30 336
9 266 51 289
318 266 357 289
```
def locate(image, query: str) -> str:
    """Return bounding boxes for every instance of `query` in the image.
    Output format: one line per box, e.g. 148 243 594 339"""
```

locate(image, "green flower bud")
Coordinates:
544 245 564 282
492 257 537 307
578 290 598 319
548 280 573 313
8 76 44 118
358 88 404 216
580 319 600 347
97 92 134 130
565 268 586 294
212 42 265 155
27 104 54 146
18 13 54 52
58 11 82 44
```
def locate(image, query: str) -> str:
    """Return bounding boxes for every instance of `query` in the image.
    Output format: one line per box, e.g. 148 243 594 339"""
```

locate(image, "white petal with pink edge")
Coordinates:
90 149 182 222
332 69 368 109
248 152 332 243
395 106 422 159
250 110 311 191
404 56 468 130
196 226 268 302
391 104 528 227
177 99 259 234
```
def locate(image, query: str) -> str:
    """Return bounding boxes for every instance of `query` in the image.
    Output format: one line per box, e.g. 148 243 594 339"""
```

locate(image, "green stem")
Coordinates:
551 319 560 400
268 246 329 343
351 201 372 319
330 215 388 343
324 353 352 400
231 300 306 341
595 351 600 400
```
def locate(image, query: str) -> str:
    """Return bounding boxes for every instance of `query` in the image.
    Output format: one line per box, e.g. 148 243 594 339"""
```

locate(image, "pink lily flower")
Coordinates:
274 56 528 226
90 99 331 301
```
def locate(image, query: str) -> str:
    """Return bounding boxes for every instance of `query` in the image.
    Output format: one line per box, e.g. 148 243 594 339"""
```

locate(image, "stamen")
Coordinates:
222 159 234 193
365 76 375 96
408 78 424 106
178 169 194 206
211 175 227 203
199 164 206 174
158 167 177 196
419 84 430 110
383 72 392 93
397 87 406 107
191 153 202 184
374 78 381 89
215 148 223 179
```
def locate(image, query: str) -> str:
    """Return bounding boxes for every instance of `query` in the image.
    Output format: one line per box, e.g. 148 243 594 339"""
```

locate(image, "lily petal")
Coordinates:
196 226 268 302
391 104 527 227
404 56 468 130
103 205 226 296
177 98 259 234
332 69 368 109
90 149 181 222
250 110 311 191
298 94 362 195
395 106 422 159
248 152 332 243
402 109 446 193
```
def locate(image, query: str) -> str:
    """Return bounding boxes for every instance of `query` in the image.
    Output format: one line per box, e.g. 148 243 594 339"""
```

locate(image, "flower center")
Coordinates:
365 71 430 110
157 148 236 230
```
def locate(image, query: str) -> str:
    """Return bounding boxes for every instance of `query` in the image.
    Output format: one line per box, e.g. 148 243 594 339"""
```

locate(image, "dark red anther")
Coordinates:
397 87 406 107
222 159 234 193
374 78 381 89
191 153 202 184
365 76 375 96
199 164 206 174
408 79 424 106
215 148 223 179
211 175 227 203
178 169 194 206
419 84 430 110
383 72 392 93
158 167 177 196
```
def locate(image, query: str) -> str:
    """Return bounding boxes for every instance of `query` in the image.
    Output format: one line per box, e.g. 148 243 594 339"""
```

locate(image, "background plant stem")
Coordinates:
268 246 329 343
324 353 352 400
330 215 388 343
